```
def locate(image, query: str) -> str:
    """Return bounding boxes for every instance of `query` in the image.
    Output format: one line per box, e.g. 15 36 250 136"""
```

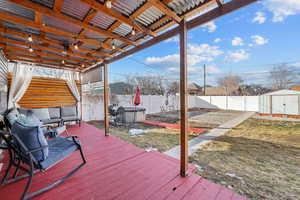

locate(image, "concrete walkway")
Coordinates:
164 111 255 159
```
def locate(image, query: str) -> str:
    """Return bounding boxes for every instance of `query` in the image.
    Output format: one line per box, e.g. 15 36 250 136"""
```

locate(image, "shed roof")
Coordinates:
263 89 300 96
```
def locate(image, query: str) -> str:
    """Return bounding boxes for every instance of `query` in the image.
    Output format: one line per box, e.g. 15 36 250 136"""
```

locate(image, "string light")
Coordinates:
29 47 33 52
81 64 85 67
62 50 67 54
62 60 65 64
74 43 79 50
112 44 116 50
28 35 33 42
105 0 112 8
131 28 136 36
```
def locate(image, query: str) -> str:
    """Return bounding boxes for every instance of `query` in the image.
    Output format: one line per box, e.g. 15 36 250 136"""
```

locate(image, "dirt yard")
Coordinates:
190 118 300 200
88 109 241 152
88 121 199 152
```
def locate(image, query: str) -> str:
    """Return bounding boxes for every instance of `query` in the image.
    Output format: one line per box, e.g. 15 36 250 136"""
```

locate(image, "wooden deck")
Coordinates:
0 123 247 200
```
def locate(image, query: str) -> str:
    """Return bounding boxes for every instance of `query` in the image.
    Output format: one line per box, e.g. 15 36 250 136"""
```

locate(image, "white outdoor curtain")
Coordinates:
65 71 81 116
66 71 80 102
8 63 34 109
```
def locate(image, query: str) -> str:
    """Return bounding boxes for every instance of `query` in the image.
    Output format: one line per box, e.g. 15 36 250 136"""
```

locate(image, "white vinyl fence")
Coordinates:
82 95 260 121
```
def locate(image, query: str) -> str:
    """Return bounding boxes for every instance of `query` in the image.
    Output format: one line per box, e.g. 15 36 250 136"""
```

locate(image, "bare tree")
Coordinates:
269 64 294 89
126 74 166 95
166 81 179 95
218 74 244 95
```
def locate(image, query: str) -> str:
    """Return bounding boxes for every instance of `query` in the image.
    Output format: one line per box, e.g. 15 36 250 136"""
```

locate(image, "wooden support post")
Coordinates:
179 19 188 177
80 72 83 122
103 63 109 136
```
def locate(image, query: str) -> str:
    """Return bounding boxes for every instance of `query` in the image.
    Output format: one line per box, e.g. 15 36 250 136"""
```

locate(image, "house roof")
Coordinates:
262 89 300 96
0 0 259 71
188 83 202 91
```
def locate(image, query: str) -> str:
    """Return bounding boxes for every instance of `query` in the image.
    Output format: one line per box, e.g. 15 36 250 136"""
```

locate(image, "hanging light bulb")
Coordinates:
105 0 112 8
131 28 136 36
29 47 33 52
74 43 79 50
112 44 116 50
62 60 65 64
81 64 85 68
28 35 33 42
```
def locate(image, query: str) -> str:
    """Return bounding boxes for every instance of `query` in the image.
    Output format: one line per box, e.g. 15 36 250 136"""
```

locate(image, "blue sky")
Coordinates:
109 0 300 87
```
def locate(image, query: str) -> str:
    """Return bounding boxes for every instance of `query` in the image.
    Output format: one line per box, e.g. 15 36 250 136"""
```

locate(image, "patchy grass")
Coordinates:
190 118 300 200
88 121 200 152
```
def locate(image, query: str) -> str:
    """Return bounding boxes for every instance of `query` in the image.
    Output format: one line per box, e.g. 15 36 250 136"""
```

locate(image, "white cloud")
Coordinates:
265 0 300 22
231 37 244 46
252 12 267 24
251 35 269 45
291 62 300 67
145 43 223 70
165 36 179 43
226 50 250 63
187 43 223 57
167 64 221 74
206 65 222 74
202 21 217 33
145 54 179 67
214 38 221 43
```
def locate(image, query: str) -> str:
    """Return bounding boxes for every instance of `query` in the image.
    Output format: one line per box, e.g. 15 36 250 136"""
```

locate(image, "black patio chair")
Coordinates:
0 121 86 200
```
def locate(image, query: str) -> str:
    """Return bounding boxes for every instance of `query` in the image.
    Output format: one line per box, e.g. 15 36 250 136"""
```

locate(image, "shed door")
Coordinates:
272 95 298 115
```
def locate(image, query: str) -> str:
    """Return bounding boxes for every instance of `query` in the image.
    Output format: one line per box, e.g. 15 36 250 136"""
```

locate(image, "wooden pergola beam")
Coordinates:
148 0 181 23
35 12 43 24
0 26 110 58
0 11 117 54
135 0 218 44
53 0 64 12
81 0 156 37
6 56 81 71
0 36 95 62
0 44 89 65
5 51 79 68
179 18 188 177
83 9 98 23
106 0 259 64
8 0 137 47
103 63 109 136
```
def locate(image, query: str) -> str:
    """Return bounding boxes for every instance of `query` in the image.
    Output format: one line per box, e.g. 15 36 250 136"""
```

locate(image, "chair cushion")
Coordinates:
48 108 60 119
42 118 61 125
18 108 31 116
16 114 42 127
62 116 79 122
32 108 50 121
6 108 19 126
61 106 77 117
39 136 78 169
11 121 48 162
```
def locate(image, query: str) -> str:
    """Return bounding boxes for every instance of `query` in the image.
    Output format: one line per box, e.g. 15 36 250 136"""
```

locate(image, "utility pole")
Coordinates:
203 64 206 96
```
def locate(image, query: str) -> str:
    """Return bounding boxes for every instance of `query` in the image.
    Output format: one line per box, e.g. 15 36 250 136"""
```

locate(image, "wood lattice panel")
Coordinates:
7 73 80 108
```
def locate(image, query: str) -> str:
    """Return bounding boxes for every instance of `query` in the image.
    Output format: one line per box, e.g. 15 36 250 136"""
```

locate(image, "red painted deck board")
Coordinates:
140 120 206 134
0 123 246 200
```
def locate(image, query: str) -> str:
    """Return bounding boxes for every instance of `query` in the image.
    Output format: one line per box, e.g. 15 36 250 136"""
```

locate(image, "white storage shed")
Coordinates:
259 90 300 116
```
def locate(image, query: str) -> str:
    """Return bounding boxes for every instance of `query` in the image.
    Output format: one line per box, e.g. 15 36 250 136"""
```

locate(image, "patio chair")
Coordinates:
0 121 86 200
61 106 81 127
